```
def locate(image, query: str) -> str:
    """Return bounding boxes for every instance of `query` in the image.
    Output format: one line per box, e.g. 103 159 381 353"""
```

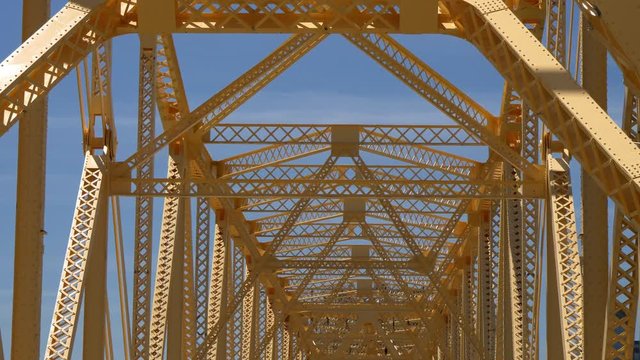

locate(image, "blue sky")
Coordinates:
0 1 630 359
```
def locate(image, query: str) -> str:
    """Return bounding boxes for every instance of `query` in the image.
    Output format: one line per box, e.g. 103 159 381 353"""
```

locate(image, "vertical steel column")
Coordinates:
547 155 584 359
499 74 541 360
604 90 639 359
490 209 500 358
229 244 246 359
470 249 479 359
541 2 572 345
449 292 460 360
207 221 229 359
241 268 257 360
111 196 132 360
546 211 563 359
543 3 568 352
166 186 187 359
504 163 525 359
82 188 108 358
477 210 495 359
195 197 211 349
80 36 114 360
181 201 197 358
265 299 276 360
44 155 108 360
148 156 185 360
521 111 541 360
132 36 156 360
461 256 473 360
282 328 291 360
580 14 609 360
11 1 50 359
546 0 567 65
500 197 515 360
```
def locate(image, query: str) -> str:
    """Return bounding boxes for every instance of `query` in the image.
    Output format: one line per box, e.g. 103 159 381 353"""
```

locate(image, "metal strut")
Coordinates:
44 154 108 360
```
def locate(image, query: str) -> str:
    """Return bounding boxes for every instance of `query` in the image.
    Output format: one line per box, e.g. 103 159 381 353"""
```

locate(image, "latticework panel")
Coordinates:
604 90 640 360
547 156 584 360
44 155 107 360
131 44 156 360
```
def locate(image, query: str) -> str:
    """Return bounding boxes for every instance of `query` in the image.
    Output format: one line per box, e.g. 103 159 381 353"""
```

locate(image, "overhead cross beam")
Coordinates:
205 124 482 145
112 176 544 199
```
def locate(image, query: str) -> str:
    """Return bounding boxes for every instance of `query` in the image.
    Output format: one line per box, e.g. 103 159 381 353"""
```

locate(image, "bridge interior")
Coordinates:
1 0 640 359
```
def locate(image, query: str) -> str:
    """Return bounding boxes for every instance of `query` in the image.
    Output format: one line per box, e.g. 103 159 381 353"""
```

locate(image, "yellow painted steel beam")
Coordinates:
180 201 197 358
121 33 326 171
131 38 156 360
162 0 441 34
194 197 211 349
477 212 496 359
546 154 584 359
148 156 186 360
0 2 118 135
504 162 525 360
11 2 49 359
451 0 640 225
238 197 460 214
604 89 640 360
584 0 640 91
499 3 545 357
216 131 478 183
218 164 476 182
44 155 108 360
241 267 257 360
112 176 545 199
581 13 609 360
205 124 481 145
82 170 109 358
344 32 538 178
206 222 229 359
217 136 331 176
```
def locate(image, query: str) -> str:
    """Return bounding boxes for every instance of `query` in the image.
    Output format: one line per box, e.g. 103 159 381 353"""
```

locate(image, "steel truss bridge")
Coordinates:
1 0 640 359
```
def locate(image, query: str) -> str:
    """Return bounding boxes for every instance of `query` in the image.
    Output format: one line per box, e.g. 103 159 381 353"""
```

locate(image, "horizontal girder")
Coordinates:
112 177 544 199
238 197 460 214
205 124 482 145
157 0 444 34
273 259 424 272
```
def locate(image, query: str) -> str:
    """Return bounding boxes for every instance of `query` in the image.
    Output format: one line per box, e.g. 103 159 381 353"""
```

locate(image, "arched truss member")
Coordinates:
3 1 640 359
